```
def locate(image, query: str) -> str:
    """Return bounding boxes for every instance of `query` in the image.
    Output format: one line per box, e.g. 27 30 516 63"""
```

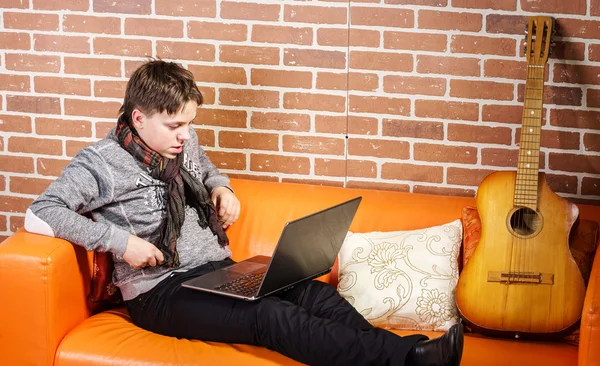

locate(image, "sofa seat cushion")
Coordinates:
393 330 578 366
55 308 304 366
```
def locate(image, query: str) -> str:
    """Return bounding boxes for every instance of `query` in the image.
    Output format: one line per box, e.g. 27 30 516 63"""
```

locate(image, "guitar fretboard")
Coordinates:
514 64 544 210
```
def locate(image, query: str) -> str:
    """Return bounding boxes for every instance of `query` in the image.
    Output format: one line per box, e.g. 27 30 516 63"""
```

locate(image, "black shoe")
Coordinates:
405 323 464 366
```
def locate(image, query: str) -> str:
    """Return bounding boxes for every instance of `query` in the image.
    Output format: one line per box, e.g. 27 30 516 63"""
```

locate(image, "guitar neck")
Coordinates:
514 64 545 210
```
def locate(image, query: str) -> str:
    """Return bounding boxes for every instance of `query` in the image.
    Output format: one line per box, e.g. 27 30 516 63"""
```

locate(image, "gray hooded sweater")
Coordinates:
24 127 232 301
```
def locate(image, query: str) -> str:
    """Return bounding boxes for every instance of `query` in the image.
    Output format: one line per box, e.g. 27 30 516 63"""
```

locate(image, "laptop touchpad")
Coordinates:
228 260 266 274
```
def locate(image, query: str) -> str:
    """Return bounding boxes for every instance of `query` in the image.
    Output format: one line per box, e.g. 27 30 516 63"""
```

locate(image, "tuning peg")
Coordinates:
524 24 529 34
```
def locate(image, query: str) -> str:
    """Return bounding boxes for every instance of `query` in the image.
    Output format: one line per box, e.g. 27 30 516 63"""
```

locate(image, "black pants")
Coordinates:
126 259 426 366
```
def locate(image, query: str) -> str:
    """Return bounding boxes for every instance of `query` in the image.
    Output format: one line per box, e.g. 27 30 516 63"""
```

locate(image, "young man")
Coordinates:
24 60 464 366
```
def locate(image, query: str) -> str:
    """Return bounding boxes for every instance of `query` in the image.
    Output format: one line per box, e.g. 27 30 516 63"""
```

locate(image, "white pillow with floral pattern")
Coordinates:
337 219 462 331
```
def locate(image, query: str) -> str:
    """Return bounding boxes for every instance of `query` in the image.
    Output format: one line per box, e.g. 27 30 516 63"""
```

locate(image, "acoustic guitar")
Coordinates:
455 16 586 339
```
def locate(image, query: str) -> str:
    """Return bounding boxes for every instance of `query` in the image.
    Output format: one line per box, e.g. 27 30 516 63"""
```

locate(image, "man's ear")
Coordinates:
131 109 144 130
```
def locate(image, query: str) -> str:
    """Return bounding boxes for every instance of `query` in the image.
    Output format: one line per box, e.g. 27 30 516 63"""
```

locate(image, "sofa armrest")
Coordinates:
0 229 94 366
579 242 600 366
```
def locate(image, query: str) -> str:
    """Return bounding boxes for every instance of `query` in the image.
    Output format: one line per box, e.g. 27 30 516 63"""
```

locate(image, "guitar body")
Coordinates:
456 171 586 338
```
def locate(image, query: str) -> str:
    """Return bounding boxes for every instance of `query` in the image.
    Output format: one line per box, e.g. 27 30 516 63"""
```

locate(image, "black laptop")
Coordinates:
181 197 361 301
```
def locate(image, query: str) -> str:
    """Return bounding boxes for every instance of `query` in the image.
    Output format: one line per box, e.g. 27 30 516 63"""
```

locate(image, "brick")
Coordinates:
581 178 600 197
37 158 70 176
9 177 53 195
284 49 346 69
546 174 578 194
189 22 247 42
414 185 476 197
419 10 482 31
556 19 600 39
549 153 600 173
65 99 121 118
351 7 413 27
220 89 279 108
346 180 410 192
315 115 346 134
517 85 581 106
384 75 445 96
594 0 600 16
549 41 585 61
316 72 347 91
125 18 183 38
417 55 480 76
285 5 347 24
0 196 33 214
0 74 30 92
447 167 495 186
283 178 344 187
94 80 127 98
449 124 512 145
63 15 120 34
451 35 515 56
349 116 378 135
0 114 32 133
382 163 443 183
453 0 516 10
348 138 409 159
584 133 600 152
349 73 378 92
533 129 579 150
382 119 443 140
34 0 86 10
553 64 600 86
482 148 545 168
66 140 93 157
251 154 310 174
94 0 151 14
317 28 348 47
7 95 60 115
0 32 30 50
591 44 600 62
0 216 5 232
34 76 90 96
94 38 152 57
283 135 345 155
484 59 526 80
550 110 600 130
482 104 524 124
197 108 246 128
188 65 247 85
4 12 59 31
486 14 527 35
316 159 377 178
10 216 25 232
252 25 311 45
5 53 59 72
284 92 345 113
385 0 447 5
65 57 121 77
96 122 116 138
0 155 34 173
588 89 600 108
228 173 279 182
156 0 215 17
414 143 477 164
194 128 215 147
251 69 312 89
36 118 92 138
0 0 28 8
222 1 279 21
251 112 310 132
349 29 380 48
350 51 412 72
198 87 216 105
8 136 62 155
349 95 410 116
34 34 90 54
415 100 478 121
384 31 447 52
219 45 278 65
450 80 513 100
521 0 585 15
205 151 246 170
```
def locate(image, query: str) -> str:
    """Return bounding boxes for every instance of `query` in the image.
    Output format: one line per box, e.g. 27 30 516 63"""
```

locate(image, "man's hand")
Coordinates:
211 187 240 229
123 234 165 269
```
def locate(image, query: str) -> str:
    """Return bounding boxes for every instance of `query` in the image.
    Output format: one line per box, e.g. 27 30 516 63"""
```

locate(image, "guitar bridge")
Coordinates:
487 271 554 285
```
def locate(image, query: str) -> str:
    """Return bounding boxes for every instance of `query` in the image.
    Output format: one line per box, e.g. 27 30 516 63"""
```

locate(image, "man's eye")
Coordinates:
168 125 178 130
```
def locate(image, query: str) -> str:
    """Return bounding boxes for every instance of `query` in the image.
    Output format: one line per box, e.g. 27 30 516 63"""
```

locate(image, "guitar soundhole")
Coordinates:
509 207 541 237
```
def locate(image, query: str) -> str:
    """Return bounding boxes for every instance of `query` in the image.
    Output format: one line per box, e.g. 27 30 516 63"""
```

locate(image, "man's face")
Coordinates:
132 100 197 159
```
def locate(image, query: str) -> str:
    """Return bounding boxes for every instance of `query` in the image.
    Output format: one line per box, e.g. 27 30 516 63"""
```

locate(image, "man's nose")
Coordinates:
178 128 191 142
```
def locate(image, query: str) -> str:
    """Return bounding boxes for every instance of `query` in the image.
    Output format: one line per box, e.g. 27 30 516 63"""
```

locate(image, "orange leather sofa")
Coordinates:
1 178 599 365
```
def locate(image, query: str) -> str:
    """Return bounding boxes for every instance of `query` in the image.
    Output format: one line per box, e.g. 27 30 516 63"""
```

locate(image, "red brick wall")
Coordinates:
1 0 599 239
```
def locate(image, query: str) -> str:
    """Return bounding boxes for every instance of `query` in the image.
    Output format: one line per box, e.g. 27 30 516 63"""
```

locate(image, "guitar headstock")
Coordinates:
523 16 555 66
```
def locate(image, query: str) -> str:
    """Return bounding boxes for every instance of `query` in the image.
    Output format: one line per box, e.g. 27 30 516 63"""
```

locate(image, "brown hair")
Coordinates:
119 59 203 122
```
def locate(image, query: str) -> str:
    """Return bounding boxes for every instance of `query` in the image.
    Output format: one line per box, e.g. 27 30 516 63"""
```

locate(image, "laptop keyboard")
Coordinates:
215 270 265 297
